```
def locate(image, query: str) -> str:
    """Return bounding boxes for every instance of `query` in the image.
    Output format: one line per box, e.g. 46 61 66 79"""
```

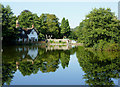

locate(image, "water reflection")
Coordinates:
76 46 120 86
2 45 77 85
2 45 120 86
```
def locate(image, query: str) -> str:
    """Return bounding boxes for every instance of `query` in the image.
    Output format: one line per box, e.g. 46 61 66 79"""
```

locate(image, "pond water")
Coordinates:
2 45 120 86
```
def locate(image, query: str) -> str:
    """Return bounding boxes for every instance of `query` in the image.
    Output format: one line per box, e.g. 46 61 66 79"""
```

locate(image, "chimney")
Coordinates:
16 20 20 28
32 24 34 29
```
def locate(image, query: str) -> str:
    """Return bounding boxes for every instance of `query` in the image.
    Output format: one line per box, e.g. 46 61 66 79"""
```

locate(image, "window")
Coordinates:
22 31 25 34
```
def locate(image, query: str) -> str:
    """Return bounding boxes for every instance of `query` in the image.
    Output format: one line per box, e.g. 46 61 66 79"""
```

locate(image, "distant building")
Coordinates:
118 1 120 20
16 20 38 42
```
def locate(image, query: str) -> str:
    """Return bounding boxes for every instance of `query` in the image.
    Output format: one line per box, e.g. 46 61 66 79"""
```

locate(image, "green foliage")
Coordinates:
18 10 39 28
60 17 71 38
49 40 55 43
77 8 120 48
103 43 120 51
38 32 45 40
2 4 18 42
2 4 72 42
59 40 62 43
76 46 120 86
2 62 16 85
19 61 36 76
69 27 78 40
39 13 60 39
93 40 120 51
60 50 70 69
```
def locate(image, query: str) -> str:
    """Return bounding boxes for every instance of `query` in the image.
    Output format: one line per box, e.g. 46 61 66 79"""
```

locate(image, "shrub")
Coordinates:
50 40 54 43
93 40 120 51
103 43 120 51
59 40 62 43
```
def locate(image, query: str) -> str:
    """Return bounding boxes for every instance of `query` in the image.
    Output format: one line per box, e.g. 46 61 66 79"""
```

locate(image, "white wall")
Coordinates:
28 29 38 41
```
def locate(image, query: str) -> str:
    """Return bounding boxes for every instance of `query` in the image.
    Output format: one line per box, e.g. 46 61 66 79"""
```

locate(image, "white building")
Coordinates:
16 20 38 42
27 29 38 42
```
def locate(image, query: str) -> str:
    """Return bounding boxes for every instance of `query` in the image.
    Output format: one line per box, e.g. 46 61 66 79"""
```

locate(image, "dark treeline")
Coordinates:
1 4 71 43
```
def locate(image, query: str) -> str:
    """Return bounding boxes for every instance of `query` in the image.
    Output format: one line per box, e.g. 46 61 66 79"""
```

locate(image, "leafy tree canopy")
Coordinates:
77 8 120 47
60 17 71 38
18 10 39 28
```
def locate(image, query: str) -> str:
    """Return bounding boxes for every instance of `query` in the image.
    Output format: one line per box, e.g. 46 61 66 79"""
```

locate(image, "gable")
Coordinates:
30 29 37 35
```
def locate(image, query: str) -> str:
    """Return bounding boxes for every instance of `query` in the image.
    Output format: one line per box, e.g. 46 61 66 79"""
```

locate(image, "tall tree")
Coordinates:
18 10 39 28
60 17 71 38
69 26 78 40
77 8 120 47
2 4 18 42
39 13 60 39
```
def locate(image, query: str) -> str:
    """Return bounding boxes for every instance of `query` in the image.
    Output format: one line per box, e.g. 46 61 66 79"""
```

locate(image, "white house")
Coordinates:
16 20 38 42
27 29 38 42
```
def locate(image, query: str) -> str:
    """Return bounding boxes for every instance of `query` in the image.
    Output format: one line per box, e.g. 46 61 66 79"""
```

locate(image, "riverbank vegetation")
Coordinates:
1 4 71 43
1 4 120 51
74 8 120 51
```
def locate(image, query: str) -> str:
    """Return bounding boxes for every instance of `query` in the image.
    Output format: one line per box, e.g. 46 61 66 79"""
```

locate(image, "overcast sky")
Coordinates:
1 0 119 28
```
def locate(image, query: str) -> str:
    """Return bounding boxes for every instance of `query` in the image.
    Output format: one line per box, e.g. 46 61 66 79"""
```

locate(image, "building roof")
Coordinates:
18 27 38 38
18 33 28 38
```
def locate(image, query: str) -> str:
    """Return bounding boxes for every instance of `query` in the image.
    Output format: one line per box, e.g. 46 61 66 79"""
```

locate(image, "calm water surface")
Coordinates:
2 45 120 86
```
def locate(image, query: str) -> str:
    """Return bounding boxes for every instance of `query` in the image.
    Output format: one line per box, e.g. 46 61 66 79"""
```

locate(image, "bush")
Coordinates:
59 40 62 43
103 43 120 51
50 40 54 43
93 40 107 51
93 40 120 51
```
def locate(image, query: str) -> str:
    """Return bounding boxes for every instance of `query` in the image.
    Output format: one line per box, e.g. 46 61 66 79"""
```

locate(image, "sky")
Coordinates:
1 0 119 28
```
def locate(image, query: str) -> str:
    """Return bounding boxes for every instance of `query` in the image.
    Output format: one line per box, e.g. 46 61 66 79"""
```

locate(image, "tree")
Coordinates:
2 4 18 42
39 13 60 39
18 10 39 28
60 17 71 38
36 14 46 40
69 27 78 40
77 8 120 47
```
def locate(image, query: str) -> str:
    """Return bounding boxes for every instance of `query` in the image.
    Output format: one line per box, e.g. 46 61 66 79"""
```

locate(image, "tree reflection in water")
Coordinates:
2 45 77 85
76 46 120 86
2 45 120 86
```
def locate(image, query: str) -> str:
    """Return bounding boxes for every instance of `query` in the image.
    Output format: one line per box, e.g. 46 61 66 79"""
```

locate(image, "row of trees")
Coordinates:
72 8 120 50
1 4 18 43
1 4 71 43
